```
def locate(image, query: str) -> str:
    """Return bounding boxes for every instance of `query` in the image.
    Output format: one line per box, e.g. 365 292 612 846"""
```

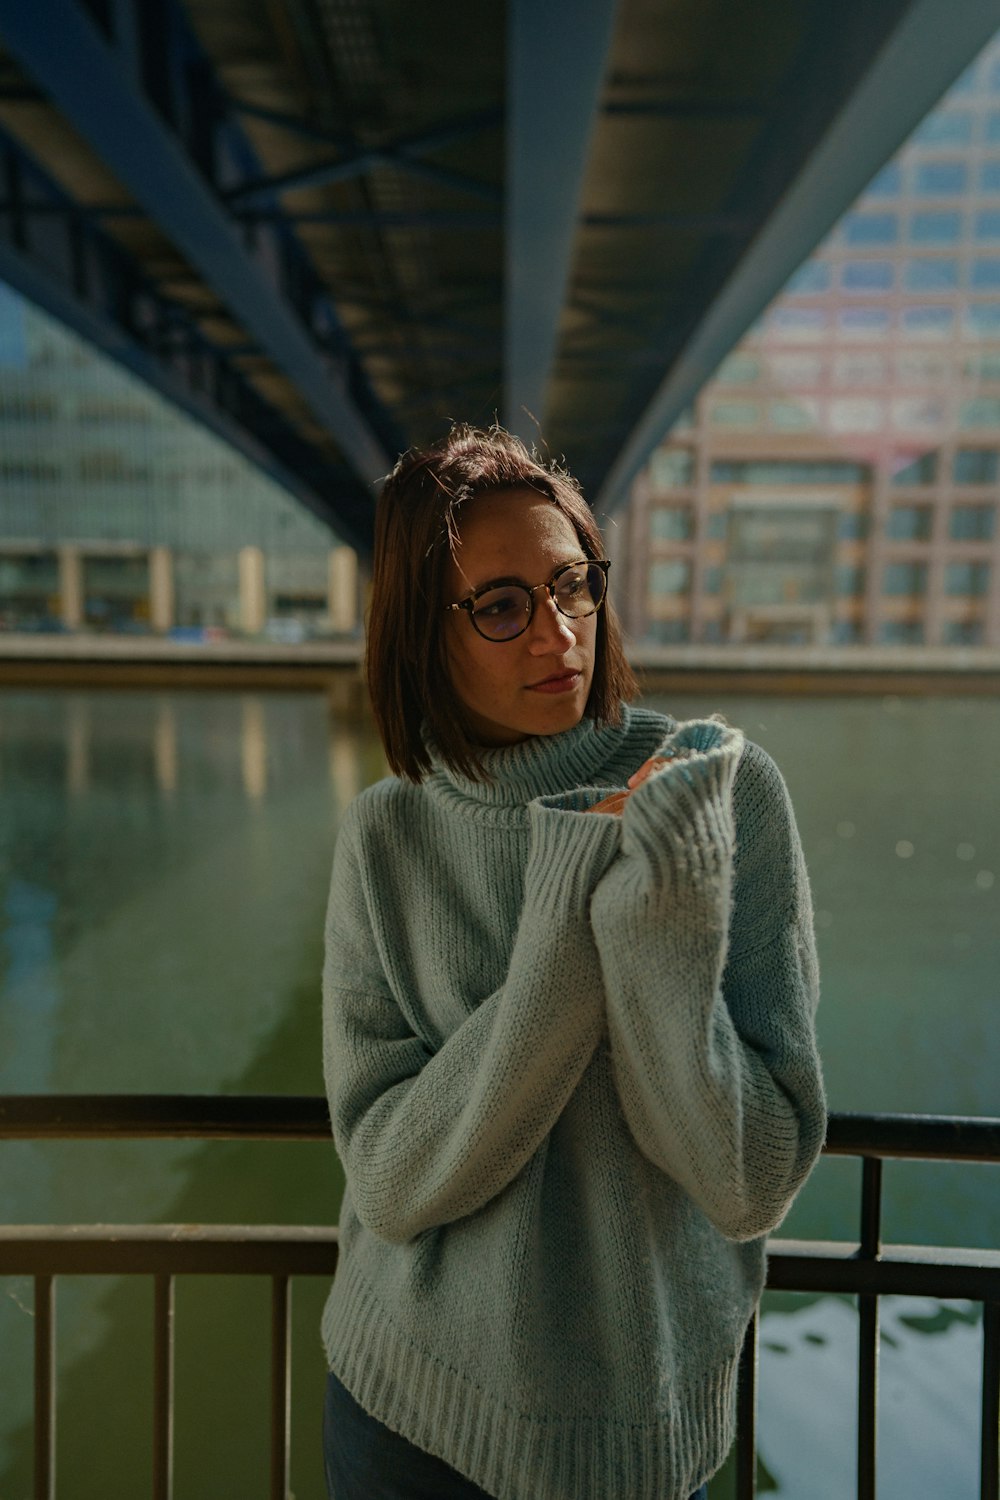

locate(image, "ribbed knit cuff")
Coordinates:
526 795 622 908
620 720 742 885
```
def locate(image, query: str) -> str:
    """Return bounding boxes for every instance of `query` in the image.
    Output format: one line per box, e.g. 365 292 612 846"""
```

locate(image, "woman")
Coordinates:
321 424 825 1500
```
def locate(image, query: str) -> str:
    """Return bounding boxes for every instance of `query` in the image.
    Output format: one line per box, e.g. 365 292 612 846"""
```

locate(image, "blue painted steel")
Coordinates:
0 0 395 489
504 0 619 441
0 126 374 550
594 0 1000 515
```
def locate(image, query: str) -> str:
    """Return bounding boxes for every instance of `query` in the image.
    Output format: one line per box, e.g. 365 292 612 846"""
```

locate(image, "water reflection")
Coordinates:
0 686 996 1500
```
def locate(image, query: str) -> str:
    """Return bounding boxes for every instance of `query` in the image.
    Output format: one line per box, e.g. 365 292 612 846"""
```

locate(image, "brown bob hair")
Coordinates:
365 422 637 782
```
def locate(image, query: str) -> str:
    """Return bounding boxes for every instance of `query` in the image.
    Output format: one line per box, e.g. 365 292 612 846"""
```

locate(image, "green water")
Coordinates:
0 687 997 1498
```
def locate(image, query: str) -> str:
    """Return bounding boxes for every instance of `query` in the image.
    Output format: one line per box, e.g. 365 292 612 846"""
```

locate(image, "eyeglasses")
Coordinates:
446 558 610 642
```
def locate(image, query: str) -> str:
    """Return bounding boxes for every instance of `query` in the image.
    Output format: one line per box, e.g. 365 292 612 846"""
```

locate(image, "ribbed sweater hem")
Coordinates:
321 1254 738 1500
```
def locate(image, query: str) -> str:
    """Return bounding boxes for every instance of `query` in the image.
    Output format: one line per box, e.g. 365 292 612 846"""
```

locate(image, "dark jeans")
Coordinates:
323 1370 710 1500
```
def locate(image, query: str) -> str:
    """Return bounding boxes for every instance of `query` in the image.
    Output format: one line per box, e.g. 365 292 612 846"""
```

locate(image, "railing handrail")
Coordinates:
2 1094 1000 1160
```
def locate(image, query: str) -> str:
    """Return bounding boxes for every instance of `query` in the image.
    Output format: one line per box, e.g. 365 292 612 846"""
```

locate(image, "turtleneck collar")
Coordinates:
424 706 635 810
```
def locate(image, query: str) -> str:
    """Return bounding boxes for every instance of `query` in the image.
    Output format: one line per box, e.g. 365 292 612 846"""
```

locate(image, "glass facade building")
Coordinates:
621 31 1000 649
0 288 358 639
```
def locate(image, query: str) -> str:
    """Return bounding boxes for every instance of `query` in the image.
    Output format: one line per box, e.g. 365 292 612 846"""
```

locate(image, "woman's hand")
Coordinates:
585 754 673 816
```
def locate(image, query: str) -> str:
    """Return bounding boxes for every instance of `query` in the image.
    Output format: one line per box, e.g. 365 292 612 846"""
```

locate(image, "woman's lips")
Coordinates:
527 670 582 694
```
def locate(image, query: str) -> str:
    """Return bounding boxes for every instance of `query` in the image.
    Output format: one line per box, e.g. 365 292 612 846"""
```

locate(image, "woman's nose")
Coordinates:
527 594 576 652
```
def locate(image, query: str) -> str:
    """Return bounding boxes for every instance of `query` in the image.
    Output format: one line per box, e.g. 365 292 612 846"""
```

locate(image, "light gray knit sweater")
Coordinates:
321 705 825 1500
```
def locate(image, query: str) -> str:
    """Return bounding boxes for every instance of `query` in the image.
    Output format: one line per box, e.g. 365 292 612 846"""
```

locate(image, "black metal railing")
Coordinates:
1 1097 998 1500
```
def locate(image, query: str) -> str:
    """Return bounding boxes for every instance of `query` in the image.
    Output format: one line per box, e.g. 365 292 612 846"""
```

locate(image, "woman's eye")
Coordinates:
475 591 520 619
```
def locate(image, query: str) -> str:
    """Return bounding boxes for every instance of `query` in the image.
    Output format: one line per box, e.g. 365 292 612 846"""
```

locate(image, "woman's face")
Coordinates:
443 487 597 746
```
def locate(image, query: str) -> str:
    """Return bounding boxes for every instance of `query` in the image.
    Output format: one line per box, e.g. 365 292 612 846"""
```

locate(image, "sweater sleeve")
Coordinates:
589 721 826 1242
322 798 621 1245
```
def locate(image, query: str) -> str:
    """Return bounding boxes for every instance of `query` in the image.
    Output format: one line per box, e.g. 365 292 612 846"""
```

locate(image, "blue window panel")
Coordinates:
914 110 973 145
865 162 902 197
844 213 898 245
650 560 691 595
913 160 968 195
979 161 1000 192
949 503 995 539
970 258 1000 289
942 620 984 645
910 211 962 244
901 306 954 338
965 303 1000 337
836 565 866 596
842 260 893 291
886 506 932 541
945 561 990 596
837 512 869 540
785 260 831 294
892 453 938 486
952 449 999 484
903 258 958 290
883 562 928 596
880 620 925 644
702 566 724 595
839 308 891 337
974 210 1000 240
987 113 1000 143
706 513 728 539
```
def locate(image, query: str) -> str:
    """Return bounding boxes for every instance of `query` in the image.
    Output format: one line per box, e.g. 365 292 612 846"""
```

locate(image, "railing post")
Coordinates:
858 1156 883 1500
735 1307 758 1500
984 1300 999 1500
271 1275 292 1500
153 1273 175 1500
34 1273 56 1500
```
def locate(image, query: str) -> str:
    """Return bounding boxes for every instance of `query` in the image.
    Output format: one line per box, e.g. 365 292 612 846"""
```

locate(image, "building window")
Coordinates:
964 303 1000 338
880 620 926 644
650 448 694 487
836 565 866 596
975 209 1000 240
841 260 894 292
970 257 1000 289
987 113 1000 144
866 162 902 196
768 399 820 431
708 401 761 430
949 504 995 540
651 507 693 541
910 211 962 244
769 353 825 386
647 619 690 644
913 110 973 145
828 398 883 433
785 261 831 293
710 460 869 485
832 352 887 386
838 308 891 339
843 212 899 245
953 449 999 484
650 560 691 595
902 257 959 291
768 308 827 341
883 561 928 596
942 619 984 644
887 506 932 541
945 561 990 596
892 452 938 486
890 397 946 431
714 352 761 385
895 352 950 385
964 353 1000 380
702 566 724 595
837 512 869 540
958 396 1000 428
706 513 728 540
900 306 955 341
980 160 1000 192
913 160 968 195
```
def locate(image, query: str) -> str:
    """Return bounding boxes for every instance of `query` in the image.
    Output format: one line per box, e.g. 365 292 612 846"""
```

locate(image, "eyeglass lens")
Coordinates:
470 562 607 641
